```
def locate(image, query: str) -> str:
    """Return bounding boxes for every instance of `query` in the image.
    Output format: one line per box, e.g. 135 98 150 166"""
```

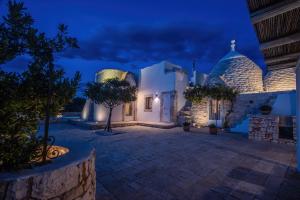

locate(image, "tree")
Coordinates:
85 78 136 132
184 84 238 127
0 71 41 170
0 1 80 169
64 97 86 112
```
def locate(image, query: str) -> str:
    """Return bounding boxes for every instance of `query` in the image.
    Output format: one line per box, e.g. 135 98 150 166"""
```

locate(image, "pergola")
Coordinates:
247 0 300 169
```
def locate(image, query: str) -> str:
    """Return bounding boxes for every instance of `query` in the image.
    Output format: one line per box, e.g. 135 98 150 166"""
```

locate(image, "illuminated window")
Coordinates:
209 100 221 120
124 103 133 116
144 96 153 112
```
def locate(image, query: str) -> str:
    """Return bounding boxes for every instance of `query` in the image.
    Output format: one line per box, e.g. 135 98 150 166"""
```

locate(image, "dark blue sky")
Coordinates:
0 0 265 87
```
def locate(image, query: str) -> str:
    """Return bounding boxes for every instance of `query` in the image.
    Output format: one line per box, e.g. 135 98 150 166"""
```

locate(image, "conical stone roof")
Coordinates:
206 40 263 93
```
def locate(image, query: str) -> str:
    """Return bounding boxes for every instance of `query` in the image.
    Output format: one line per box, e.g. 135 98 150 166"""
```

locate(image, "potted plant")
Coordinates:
260 105 272 115
209 124 218 135
183 121 191 132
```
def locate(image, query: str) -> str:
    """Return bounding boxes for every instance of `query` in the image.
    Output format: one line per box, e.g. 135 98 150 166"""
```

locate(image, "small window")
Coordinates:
144 96 153 112
124 103 133 116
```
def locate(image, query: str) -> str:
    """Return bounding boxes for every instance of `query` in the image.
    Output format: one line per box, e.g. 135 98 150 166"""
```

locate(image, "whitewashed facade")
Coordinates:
82 61 188 124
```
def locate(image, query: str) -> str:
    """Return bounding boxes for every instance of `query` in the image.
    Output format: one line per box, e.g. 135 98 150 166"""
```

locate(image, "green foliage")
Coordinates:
184 84 238 103
0 71 42 170
208 124 217 128
185 84 238 128
0 1 80 170
85 78 136 132
64 97 86 112
85 78 137 108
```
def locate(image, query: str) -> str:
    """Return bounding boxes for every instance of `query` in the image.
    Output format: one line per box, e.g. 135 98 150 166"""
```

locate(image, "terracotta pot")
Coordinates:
209 127 218 135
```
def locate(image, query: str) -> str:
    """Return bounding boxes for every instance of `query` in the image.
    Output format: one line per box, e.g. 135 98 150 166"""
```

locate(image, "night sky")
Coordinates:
0 0 265 94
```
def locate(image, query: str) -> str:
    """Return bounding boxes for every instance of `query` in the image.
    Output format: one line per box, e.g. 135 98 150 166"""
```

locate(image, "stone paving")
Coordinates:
47 124 300 200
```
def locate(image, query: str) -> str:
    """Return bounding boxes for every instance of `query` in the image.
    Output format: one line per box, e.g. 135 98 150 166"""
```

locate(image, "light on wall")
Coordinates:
154 92 159 102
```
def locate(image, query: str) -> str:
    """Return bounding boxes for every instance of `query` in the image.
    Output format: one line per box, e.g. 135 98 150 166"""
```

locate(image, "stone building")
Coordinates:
82 61 188 125
205 40 264 93
264 68 296 92
189 41 296 129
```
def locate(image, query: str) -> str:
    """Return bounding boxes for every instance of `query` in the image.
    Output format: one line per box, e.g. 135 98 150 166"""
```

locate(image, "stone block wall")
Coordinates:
0 148 96 200
223 57 264 93
249 115 296 145
264 68 296 92
191 98 209 127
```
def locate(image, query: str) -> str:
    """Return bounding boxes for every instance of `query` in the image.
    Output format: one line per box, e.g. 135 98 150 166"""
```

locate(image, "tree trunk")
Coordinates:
42 64 53 163
42 94 51 162
105 107 113 132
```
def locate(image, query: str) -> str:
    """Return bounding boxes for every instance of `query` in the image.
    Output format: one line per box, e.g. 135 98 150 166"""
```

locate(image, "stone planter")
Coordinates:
0 142 96 200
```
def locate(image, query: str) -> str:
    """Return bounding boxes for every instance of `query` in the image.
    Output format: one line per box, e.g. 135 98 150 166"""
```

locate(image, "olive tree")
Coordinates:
0 1 80 169
85 78 136 132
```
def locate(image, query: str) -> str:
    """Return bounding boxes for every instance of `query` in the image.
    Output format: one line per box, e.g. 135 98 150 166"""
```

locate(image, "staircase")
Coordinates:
177 101 192 125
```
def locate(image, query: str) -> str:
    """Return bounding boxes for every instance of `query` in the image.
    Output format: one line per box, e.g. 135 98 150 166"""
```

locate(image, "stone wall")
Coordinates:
264 68 296 92
249 115 296 145
0 145 96 200
191 98 209 127
222 57 264 93
191 99 231 127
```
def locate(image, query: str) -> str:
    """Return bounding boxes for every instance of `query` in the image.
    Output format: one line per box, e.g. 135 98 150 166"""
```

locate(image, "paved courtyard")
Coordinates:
49 123 300 200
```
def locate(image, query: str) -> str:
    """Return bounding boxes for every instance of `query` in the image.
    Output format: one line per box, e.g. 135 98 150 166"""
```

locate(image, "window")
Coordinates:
209 100 221 120
144 96 153 111
124 103 133 116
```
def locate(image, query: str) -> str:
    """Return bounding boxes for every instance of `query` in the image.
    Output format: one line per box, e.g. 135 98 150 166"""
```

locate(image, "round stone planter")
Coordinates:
0 141 96 200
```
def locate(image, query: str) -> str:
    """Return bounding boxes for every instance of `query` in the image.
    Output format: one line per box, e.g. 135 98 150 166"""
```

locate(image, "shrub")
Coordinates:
208 124 217 128
0 71 41 171
0 1 80 170
183 121 191 126
64 97 86 112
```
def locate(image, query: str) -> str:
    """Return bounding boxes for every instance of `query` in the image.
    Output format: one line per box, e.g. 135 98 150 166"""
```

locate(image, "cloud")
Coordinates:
2 56 30 71
63 23 233 64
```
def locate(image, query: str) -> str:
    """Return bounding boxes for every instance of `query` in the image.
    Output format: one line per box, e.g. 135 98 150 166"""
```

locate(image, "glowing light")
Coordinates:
154 92 159 102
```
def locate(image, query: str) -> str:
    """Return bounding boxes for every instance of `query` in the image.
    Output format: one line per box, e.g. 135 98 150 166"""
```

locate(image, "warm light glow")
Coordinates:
81 101 89 120
154 92 159 102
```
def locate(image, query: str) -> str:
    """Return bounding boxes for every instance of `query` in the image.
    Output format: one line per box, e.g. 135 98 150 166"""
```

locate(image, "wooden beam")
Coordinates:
265 52 300 65
251 0 300 24
267 61 297 71
260 32 300 50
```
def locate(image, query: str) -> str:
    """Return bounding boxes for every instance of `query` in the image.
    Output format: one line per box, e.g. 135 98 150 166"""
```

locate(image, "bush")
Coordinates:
0 1 80 170
183 121 191 126
0 71 41 171
208 124 217 128
64 97 86 112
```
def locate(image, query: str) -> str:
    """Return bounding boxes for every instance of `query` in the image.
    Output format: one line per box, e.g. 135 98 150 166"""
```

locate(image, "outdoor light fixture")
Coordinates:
154 92 159 102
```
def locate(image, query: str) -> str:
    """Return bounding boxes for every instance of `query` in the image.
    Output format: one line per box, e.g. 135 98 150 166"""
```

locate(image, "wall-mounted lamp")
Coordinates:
154 92 159 102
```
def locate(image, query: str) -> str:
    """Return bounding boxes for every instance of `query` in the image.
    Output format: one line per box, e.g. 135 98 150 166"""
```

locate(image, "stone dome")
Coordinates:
206 41 263 93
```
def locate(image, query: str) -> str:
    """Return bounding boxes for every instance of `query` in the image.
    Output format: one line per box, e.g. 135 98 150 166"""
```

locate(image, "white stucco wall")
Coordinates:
93 104 123 122
175 71 188 112
296 61 300 171
271 91 296 116
137 61 187 123
81 100 92 120
230 91 297 134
